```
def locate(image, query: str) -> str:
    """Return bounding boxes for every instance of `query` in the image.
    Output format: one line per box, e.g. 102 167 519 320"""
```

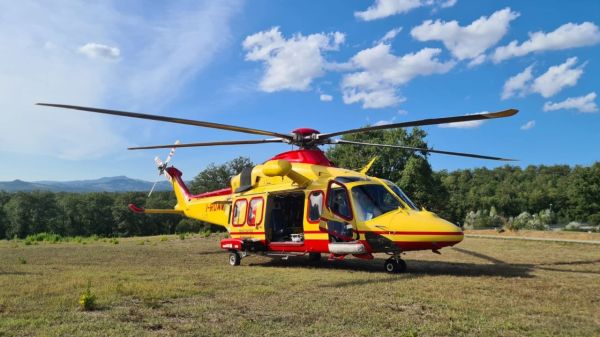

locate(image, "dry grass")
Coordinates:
0 234 599 337
465 229 600 241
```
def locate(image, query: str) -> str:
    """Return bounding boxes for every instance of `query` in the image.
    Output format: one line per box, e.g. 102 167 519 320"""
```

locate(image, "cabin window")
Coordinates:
307 191 324 223
247 197 264 226
327 181 352 220
232 199 248 226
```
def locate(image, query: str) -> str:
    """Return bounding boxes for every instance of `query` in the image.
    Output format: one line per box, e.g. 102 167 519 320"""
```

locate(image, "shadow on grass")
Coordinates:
250 255 535 279
453 247 600 276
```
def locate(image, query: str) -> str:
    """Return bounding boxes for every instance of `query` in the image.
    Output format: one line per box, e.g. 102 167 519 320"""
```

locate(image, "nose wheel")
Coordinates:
384 256 406 273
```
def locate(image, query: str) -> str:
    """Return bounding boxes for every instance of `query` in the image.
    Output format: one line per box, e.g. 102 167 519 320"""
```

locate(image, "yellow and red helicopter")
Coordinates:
38 103 517 273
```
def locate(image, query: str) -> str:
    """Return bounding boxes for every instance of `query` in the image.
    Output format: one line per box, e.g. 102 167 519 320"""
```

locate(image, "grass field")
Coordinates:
1 234 599 337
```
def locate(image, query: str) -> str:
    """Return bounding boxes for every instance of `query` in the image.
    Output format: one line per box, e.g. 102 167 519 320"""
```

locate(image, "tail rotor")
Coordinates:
148 140 180 198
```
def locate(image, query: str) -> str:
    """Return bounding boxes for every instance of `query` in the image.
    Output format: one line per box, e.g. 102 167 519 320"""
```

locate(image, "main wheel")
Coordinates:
308 252 322 262
228 251 241 266
384 258 407 273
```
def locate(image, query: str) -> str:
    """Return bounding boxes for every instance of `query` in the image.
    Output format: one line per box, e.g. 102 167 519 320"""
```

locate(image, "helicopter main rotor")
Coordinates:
36 103 518 161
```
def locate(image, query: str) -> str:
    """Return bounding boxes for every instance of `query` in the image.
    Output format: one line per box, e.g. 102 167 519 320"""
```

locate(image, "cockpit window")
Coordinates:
351 184 401 222
384 180 419 211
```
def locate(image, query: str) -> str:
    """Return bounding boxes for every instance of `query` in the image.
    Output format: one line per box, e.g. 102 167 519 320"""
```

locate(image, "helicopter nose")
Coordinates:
408 210 464 245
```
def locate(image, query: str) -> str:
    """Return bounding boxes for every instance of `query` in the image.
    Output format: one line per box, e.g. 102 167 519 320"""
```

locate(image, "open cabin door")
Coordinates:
320 180 359 243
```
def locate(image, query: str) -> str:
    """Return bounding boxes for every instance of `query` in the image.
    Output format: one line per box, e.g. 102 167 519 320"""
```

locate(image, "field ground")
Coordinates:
1 233 599 337
464 229 600 241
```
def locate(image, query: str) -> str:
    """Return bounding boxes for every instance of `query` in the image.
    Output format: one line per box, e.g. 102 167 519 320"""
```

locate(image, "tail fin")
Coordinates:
165 167 232 228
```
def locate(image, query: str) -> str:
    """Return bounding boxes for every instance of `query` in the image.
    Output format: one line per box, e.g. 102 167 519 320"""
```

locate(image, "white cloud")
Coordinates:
0 1 241 160
502 65 534 99
440 0 457 8
373 117 397 126
493 22 600 62
410 7 519 61
243 27 344 92
379 27 403 43
520 120 535 130
320 94 333 102
342 44 455 108
439 112 487 129
501 58 585 99
355 0 455 21
532 57 584 98
543 92 598 113
78 43 120 60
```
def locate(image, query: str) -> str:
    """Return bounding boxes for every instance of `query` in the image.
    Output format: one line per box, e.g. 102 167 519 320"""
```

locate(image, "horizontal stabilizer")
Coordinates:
128 204 183 215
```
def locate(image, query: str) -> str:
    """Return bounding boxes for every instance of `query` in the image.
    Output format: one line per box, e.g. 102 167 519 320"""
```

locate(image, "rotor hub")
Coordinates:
291 128 320 147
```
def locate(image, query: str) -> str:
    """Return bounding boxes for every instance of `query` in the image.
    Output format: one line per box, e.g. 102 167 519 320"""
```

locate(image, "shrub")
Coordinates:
564 222 583 231
79 280 97 311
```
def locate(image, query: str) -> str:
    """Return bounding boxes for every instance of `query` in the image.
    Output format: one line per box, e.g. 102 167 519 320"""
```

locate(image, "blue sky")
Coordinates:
1 0 599 181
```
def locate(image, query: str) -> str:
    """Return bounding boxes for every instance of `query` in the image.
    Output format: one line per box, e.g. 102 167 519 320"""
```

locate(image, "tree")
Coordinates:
0 191 10 239
327 128 429 183
3 191 60 238
327 127 447 213
398 156 447 211
188 156 254 194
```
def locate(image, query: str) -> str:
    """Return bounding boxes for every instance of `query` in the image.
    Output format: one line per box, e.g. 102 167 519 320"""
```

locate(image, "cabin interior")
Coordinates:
265 192 305 243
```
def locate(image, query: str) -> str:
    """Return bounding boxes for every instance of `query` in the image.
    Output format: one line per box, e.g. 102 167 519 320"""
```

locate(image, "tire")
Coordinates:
384 258 407 273
229 251 241 266
308 252 322 262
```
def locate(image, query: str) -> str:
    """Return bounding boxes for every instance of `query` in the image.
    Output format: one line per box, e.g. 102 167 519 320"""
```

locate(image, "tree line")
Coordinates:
1 128 599 238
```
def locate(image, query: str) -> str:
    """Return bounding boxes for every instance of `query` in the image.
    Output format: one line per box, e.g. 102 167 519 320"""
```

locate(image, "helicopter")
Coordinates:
38 103 518 273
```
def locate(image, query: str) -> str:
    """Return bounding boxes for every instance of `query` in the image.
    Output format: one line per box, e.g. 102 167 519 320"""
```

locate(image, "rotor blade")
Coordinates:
332 139 516 161
128 138 286 150
164 140 180 165
36 103 292 139
148 180 158 198
318 109 518 140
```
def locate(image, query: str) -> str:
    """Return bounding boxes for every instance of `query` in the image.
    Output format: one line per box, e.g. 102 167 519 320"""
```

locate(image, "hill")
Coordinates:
0 176 172 193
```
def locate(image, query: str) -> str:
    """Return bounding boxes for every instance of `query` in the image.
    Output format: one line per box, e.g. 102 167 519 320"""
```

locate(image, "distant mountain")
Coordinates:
0 176 173 193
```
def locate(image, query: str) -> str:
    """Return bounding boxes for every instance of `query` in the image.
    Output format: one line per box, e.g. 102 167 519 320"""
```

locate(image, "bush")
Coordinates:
24 232 64 244
564 221 583 231
506 210 551 231
79 281 97 311
464 207 504 229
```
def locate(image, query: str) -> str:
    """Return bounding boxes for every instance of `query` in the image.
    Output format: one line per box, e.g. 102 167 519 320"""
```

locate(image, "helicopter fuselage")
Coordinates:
156 149 463 269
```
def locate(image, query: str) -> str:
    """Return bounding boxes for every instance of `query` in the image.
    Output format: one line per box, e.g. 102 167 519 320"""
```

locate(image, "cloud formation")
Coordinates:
502 65 534 99
543 92 598 113
78 43 120 60
501 58 585 99
379 27 403 44
411 8 519 61
520 120 535 130
243 27 344 92
0 1 241 160
493 22 600 62
341 44 455 108
320 94 333 102
355 0 456 21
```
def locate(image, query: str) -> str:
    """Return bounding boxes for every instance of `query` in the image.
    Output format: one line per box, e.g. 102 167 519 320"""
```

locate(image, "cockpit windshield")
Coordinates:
351 184 401 222
384 180 419 211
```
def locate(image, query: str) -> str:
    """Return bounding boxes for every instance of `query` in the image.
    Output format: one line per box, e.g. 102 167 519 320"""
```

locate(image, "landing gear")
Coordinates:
384 256 407 274
228 251 241 266
308 252 322 262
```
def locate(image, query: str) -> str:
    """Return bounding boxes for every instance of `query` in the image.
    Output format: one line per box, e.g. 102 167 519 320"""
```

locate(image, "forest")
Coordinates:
1 128 599 239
